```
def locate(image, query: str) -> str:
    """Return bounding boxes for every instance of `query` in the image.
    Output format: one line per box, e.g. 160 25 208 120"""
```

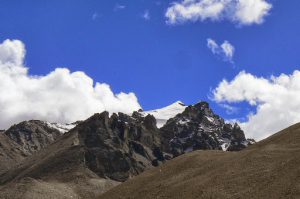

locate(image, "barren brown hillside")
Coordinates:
100 123 300 199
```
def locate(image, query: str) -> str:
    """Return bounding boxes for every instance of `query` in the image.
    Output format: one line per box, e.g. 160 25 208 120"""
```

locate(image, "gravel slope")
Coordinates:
100 123 300 199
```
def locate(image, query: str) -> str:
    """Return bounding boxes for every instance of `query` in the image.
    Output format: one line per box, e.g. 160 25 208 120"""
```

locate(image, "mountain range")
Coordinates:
1 101 294 199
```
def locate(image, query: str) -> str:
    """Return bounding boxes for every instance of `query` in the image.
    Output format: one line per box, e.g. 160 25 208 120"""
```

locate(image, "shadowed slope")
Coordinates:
100 123 300 199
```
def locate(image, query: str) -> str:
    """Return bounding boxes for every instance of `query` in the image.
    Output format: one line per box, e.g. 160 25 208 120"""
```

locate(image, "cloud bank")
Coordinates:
0 39 141 129
207 38 234 62
166 0 272 25
213 71 300 140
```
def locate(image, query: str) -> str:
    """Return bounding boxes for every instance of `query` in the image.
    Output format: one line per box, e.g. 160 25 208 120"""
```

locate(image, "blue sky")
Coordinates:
1 0 300 139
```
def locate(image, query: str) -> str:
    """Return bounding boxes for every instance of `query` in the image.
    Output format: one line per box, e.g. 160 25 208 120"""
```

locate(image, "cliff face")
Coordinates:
75 111 165 182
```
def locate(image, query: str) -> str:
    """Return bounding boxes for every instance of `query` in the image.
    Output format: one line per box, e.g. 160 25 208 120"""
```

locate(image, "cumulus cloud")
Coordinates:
207 38 234 62
213 71 300 140
165 0 272 25
0 39 141 129
0 39 25 66
234 0 272 24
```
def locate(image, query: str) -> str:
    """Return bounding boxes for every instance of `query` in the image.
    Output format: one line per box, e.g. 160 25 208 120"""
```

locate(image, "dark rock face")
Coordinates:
74 112 165 182
160 102 249 157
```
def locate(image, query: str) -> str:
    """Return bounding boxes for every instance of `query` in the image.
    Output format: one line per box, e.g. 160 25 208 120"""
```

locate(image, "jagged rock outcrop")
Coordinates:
76 111 165 181
160 102 249 157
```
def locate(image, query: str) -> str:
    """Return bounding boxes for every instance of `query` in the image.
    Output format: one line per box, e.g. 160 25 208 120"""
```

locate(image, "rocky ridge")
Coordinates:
0 101 252 198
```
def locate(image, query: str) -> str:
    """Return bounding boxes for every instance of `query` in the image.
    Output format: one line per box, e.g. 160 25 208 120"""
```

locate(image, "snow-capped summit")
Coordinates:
140 101 187 128
45 122 77 133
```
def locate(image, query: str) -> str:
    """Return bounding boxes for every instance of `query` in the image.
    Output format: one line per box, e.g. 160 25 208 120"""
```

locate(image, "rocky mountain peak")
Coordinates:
180 101 215 120
194 101 210 109
160 101 249 156
4 120 63 155
68 103 251 181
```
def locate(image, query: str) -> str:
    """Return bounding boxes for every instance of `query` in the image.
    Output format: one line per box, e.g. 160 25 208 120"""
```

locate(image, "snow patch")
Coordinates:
178 119 190 125
139 101 187 128
218 138 231 151
221 143 230 151
46 122 76 133
205 116 215 123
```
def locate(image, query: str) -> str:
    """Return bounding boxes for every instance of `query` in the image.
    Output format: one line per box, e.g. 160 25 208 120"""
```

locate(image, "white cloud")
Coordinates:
213 71 300 140
0 39 141 129
221 41 234 59
207 38 219 54
207 38 234 62
0 39 25 66
142 10 151 20
114 4 126 11
165 0 272 25
234 0 272 25
219 103 239 114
